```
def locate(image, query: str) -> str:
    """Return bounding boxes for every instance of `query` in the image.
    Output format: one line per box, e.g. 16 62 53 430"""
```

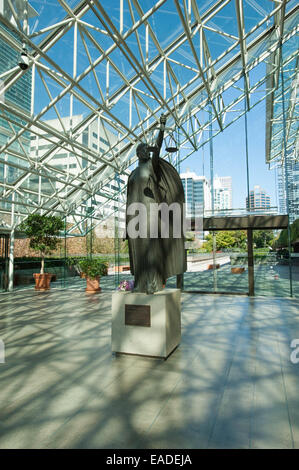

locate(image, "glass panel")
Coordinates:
0 236 8 291
165 229 249 294
292 252 299 298
253 229 292 297
214 233 248 294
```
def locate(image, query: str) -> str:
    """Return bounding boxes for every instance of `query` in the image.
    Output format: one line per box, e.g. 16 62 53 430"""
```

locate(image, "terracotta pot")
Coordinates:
33 273 53 291
231 267 245 274
85 276 101 293
208 264 220 270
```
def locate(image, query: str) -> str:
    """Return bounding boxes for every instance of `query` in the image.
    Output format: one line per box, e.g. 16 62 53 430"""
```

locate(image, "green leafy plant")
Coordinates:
66 256 85 275
253 230 275 248
19 214 64 274
203 230 247 252
273 218 299 249
71 257 108 280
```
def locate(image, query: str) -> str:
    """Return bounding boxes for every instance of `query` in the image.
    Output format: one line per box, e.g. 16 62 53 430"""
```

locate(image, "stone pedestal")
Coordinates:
111 289 181 359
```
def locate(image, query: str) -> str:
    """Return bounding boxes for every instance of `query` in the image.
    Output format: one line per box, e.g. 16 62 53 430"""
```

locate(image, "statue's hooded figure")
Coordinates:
126 115 187 294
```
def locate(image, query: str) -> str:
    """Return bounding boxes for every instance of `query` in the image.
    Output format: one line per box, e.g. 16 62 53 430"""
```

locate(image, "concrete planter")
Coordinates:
33 273 53 291
85 276 101 293
208 264 220 270
231 267 245 274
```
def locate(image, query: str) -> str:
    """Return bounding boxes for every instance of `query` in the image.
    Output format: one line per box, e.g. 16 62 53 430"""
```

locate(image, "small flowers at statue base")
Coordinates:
118 280 134 291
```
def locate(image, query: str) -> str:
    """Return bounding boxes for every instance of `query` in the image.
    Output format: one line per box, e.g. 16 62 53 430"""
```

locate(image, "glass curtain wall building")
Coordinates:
213 176 232 211
278 150 299 223
246 185 271 210
0 1 37 213
0 23 31 186
180 171 211 218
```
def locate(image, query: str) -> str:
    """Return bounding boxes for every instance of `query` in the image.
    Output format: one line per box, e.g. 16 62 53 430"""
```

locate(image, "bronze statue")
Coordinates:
126 114 187 294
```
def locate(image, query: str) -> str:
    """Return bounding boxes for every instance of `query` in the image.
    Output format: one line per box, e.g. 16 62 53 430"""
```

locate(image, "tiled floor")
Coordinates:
0 289 298 448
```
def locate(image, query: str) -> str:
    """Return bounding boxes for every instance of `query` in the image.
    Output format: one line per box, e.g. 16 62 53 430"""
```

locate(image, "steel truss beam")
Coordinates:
0 0 297 234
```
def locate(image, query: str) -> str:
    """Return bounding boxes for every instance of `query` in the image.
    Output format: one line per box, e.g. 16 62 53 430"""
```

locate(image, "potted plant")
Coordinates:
77 257 108 293
19 214 64 291
66 256 84 277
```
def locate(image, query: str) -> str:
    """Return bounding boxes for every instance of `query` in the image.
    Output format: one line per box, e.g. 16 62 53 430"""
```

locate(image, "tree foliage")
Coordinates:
274 218 299 249
202 229 276 252
67 257 108 279
253 230 275 248
19 214 64 273
202 230 247 252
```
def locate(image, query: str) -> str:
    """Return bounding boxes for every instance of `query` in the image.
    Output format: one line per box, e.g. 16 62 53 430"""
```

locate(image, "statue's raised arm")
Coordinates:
152 114 166 178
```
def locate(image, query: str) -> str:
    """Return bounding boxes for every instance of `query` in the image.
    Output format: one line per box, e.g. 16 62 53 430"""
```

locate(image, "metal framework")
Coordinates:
0 0 298 235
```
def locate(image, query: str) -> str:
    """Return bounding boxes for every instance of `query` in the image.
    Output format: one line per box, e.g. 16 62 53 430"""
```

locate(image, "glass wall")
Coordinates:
165 231 249 294
0 235 8 292
3 209 131 293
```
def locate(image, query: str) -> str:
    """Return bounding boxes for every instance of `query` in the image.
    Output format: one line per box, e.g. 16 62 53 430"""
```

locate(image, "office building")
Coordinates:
30 114 127 232
246 185 271 210
213 175 232 211
180 170 211 218
277 150 299 223
0 1 37 205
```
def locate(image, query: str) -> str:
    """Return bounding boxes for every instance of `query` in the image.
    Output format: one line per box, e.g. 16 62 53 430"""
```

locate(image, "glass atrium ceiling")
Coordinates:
0 0 298 233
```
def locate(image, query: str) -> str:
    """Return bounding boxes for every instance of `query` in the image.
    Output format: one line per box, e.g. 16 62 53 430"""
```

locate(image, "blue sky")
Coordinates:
180 97 277 209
